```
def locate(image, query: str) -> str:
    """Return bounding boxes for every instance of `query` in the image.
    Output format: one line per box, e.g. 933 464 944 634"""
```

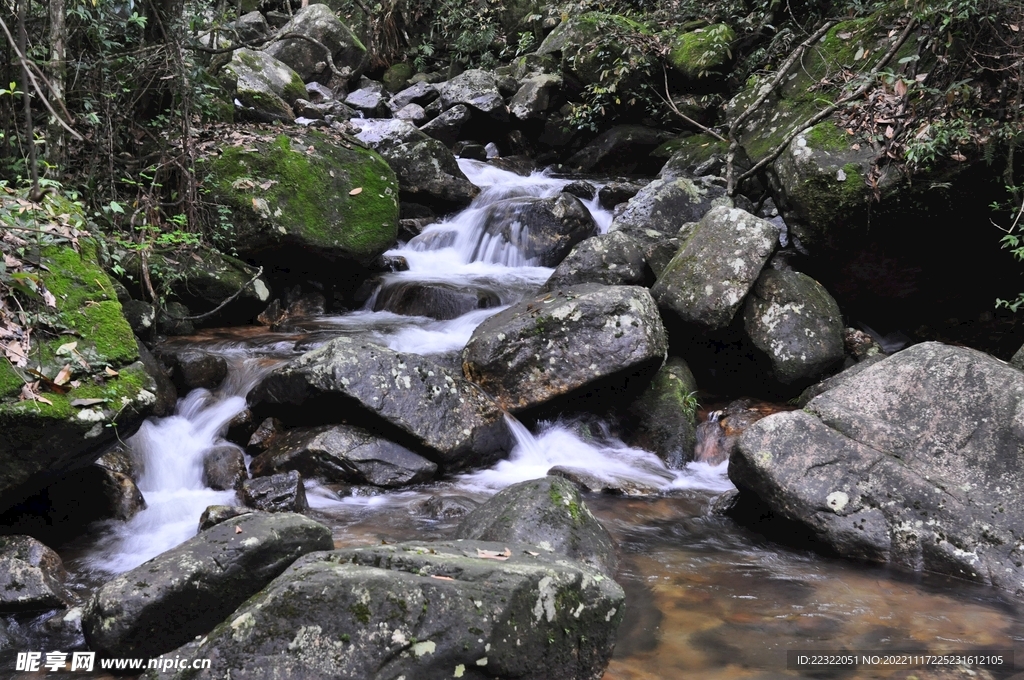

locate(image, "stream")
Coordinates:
10 160 1024 678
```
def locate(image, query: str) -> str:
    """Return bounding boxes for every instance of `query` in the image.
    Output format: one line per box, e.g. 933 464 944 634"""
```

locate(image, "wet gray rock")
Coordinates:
732 342 1024 592
224 49 306 122
625 357 698 468
475 193 598 267
389 81 438 110
597 181 645 209
373 280 500 320
548 466 661 496
609 177 730 252
122 300 156 336
419 103 471 147
82 511 332 659
247 417 283 455
651 207 779 332
393 102 426 123
438 69 506 116
135 340 177 417
0 535 74 612
457 476 617 576
155 348 227 392
420 494 479 519
198 505 253 531
202 446 248 491
344 82 390 117
795 354 886 407
567 125 673 174
742 269 844 387
249 338 510 471
250 424 437 488
241 471 309 512
463 285 668 412
351 118 478 209
151 540 624 680
562 180 596 200
264 4 368 83
544 231 647 290
509 73 562 120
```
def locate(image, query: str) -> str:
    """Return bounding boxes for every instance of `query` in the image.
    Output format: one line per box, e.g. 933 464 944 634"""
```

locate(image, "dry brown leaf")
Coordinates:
526 551 539 557
349 187 363 195
5 340 28 366
476 547 512 561
54 364 72 386
56 341 77 355
41 288 57 308
235 526 243 534
430 575 455 581
105 366 119 377
894 79 907 97
885 125 894 139
951 151 967 162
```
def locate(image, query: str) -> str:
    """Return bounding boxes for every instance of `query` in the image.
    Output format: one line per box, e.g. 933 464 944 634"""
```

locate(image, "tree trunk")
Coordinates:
47 0 65 176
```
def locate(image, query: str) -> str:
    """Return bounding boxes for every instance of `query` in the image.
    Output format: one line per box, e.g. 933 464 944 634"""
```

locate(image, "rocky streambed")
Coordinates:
1 157 1024 680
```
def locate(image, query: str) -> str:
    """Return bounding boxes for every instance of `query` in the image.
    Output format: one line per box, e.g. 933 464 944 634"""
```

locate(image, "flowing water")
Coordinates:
15 160 1024 678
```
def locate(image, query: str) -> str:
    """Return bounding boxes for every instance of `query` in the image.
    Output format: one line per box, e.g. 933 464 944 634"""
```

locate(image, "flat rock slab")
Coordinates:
83 511 333 659
731 342 1024 593
250 337 510 471
463 284 667 412
152 540 624 680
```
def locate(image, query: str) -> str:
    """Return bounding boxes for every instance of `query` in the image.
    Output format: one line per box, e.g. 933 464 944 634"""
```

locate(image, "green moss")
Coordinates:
349 602 372 624
792 162 866 227
0 359 24 399
208 130 398 262
805 122 849 152
669 23 735 78
283 72 307 105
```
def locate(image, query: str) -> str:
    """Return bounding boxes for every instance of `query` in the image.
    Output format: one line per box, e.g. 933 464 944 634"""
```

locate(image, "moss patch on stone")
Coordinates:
668 23 735 78
805 121 849 152
206 129 399 263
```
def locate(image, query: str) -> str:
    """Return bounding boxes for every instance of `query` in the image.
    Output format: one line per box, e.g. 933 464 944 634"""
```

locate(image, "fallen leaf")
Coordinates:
952 151 967 162
26 368 71 394
430 575 455 581
54 364 72 386
69 380 81 388
349 187 363 195
70 398 107 407
105 366 119 377
526 551 539 557
235 526 243 534
56 341 78 355
885 125 894 139
894 79 907 96
258 180 279 190
476 547 512 561
1011 23 1020 32
838 31 853 40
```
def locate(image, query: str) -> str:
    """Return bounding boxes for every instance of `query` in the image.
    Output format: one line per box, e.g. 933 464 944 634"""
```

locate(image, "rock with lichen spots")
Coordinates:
82 511 332 659
147 540 624 680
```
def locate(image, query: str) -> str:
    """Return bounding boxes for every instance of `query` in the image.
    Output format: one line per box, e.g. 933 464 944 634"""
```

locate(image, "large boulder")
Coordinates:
223 49 307 122
0 238 158 512
731 343 1024 592
82 511 333 659
350 118 479 210
437 69 506 117
372 280 501 320
0 536 74 612
742 269 845 387
471 193 598 266
650 207 779 332
457 476 617 576
537 12 651 87
116 246 271 327
509 74 562 121
151 540 624 680
609 177 730 252
463 285 668 412
249 337 511 471
263 4 368 83
241 471 309 512
543 231 647 290
250 424 437 488
202 126 399 284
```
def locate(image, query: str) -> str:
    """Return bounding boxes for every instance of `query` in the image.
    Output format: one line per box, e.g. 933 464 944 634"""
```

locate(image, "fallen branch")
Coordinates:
731 18 917 194
167 266 265 322
657 66 727 142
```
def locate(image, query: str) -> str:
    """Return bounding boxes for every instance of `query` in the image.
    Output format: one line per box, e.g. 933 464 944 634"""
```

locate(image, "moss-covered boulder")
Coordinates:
667 23 735 79
203 126 399 285
658 133 729 180
0 239 159 512
625 357 698 468
116 245 271 327
223 48 307 122
536 11 652 87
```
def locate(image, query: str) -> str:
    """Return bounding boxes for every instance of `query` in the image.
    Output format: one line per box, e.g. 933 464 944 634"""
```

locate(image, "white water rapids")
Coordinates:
82 159 732 574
